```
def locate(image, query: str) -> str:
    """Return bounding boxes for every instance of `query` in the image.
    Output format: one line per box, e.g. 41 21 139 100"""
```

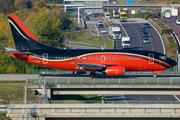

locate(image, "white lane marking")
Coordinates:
121 94 126 103
147 20 165 54
174 95 180 102
91 19 99 36
129 22 142 50
115 19 128 37
137 20 154 51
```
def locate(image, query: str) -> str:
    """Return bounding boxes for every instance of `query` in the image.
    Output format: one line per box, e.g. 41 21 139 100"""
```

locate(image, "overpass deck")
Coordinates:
7 104 180 120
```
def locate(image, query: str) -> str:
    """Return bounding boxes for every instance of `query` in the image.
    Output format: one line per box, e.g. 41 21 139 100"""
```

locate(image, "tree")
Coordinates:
31 11 64 48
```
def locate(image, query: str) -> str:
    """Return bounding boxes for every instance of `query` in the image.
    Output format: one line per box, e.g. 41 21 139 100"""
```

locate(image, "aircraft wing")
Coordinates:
75 63 106 71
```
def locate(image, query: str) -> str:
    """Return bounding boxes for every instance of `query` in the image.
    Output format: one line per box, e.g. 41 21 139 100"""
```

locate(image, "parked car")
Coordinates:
101 29 107 34
85 16 90 20
113 1 116 4
144 23 150 28
143 38 150 43
176 19 180 25
141 27 146 32
143 31 149 37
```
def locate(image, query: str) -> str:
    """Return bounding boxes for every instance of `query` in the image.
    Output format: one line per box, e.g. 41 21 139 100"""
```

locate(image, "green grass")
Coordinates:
52 95 102 103
66 31 113 49
0 81 38 104
0 113 11 120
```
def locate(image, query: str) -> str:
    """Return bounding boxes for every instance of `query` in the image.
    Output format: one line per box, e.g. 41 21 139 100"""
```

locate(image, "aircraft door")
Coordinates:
43 53 48 64
101 55 105 62
149 53 154 64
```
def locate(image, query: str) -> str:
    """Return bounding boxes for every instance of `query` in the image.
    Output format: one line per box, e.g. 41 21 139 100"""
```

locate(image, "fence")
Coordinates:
28 69 180 74
27 77 180 86
10 100 180 104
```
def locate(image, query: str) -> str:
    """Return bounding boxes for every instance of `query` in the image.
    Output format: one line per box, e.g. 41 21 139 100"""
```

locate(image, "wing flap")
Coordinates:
75 63 106 70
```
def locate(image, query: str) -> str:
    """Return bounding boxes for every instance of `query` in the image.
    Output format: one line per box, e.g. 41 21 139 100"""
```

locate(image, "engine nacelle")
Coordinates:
105 65 125 76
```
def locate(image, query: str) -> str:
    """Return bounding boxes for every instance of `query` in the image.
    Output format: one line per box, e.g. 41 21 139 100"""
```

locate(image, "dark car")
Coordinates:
144 23 150 28
141 27 146 32
156 13 161 18
85 16 90 20
91 13 98 17
143 31 149 37
98 24 103 28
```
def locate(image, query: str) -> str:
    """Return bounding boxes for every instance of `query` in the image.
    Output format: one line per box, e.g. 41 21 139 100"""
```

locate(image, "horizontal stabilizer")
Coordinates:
5 47 18 52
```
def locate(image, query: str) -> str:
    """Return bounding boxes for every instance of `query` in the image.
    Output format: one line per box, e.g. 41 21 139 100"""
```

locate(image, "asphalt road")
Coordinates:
111 18 165 54
105 94 180 104
85 17 165 54
1 73 180 81
85 18 109 38
159 18 180 46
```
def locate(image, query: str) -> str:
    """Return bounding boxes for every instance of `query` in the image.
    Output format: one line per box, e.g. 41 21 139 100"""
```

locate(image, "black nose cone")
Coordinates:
167 58 177 67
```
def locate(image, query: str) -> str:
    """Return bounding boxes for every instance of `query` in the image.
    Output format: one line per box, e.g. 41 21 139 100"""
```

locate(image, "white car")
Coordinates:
101 29 107 34
176 19 180 25
113 1 116 4
143 38 150 43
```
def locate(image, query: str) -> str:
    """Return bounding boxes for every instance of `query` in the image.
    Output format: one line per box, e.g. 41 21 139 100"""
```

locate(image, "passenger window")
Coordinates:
122 57 124 59
81 57 83 59
131 57 133 59
96 57 97 59
140 57 141 59
105 57 107 59
61 57 63 59
125 57 127 59
113 57 115 59
93 57 94 59
116 57 118 59
90 57 91 59
137 57 139 60
84 57 86 59
134 57 136 59
87 57 88 59
99 57 100 59
128 57 130 59
111 57 112 59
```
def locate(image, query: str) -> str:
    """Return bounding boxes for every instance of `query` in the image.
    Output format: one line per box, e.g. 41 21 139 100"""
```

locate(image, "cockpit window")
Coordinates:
159 56 167 60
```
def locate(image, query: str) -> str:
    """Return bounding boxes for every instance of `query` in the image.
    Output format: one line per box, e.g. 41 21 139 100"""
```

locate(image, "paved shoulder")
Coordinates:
0 74 39 81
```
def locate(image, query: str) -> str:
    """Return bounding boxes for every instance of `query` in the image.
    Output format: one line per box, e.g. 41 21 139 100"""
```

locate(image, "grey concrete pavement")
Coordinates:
0 74 39 80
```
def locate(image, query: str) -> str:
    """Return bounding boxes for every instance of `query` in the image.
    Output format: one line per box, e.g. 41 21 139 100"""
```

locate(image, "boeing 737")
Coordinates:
6 15 177 78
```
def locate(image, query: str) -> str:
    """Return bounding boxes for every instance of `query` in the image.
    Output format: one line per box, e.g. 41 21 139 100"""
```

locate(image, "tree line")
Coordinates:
0 0 76 74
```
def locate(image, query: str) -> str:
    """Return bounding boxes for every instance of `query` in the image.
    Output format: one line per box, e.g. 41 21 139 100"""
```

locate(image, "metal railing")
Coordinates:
28 69 180 74
27 77 180 86
10 100 180 104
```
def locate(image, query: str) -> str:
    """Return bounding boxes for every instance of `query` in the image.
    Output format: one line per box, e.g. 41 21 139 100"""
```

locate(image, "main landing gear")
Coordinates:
90 71 96 78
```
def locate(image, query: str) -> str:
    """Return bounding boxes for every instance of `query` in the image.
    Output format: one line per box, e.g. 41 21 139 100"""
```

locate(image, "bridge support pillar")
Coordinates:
178 54 180 69
64 5 66 12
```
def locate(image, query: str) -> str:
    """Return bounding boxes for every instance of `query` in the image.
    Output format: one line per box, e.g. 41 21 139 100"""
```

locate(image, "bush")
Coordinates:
70 34 77 40
161 29 173 34
169 53 177 59
127 12 155 19
167 43 178 50
114 42 116 49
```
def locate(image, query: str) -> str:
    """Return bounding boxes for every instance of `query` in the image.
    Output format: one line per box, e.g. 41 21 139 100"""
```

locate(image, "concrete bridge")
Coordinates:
7 104 180 120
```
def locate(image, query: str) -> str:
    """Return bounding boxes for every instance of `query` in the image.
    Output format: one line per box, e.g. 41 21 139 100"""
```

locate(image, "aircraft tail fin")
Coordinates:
8 15 54 51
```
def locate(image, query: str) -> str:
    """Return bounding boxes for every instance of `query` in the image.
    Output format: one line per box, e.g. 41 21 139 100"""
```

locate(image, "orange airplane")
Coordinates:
6 15 177 78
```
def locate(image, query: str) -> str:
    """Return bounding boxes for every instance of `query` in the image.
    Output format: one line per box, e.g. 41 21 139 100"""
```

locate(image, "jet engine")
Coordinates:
105 65 125 76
